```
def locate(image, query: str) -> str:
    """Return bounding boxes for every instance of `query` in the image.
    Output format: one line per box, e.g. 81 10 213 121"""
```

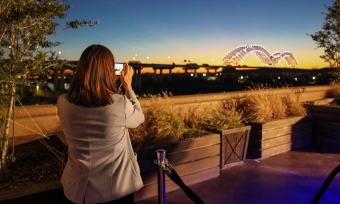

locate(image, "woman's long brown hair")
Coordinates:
68 44 118 107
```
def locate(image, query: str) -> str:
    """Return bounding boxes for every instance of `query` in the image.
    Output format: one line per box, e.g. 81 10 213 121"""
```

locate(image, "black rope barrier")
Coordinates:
155 149 205 204
311 164 340 204
165 166 205 204
156 151 340 204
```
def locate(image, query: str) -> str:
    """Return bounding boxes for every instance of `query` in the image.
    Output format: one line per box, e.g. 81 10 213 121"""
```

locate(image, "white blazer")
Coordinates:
57 90 144 204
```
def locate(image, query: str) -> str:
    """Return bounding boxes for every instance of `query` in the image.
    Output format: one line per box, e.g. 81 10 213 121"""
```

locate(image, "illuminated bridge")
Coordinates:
223 45 298 67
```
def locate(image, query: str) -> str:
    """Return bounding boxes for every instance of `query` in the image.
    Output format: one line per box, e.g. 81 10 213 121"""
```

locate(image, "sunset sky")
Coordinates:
53 0 333 68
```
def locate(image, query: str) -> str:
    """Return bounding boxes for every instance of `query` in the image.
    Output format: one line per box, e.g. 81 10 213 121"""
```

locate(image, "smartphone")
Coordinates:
115 63 124 75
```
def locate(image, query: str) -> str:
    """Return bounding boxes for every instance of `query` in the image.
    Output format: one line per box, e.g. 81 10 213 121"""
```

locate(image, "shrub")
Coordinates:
130 95 185 147
180 105 205 129
238 87 305 123
238 88 278 122
283 94 307 117
327 83 340 98
130 95 239 147
270 94 287 119
130 87 307 147
178 104 210 139
203 99 244 130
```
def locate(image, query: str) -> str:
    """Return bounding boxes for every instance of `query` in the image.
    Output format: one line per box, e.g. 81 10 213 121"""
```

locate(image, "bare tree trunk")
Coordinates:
60 70 65 92
53 70 59 92
0 82 15 171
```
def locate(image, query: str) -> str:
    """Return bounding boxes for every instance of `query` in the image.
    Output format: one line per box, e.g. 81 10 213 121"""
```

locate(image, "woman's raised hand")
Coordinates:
120 63 134 92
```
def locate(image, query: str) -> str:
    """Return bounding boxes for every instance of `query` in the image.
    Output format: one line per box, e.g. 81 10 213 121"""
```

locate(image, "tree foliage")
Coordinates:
311 0 340 67
0 0 97 170
0 0 96 82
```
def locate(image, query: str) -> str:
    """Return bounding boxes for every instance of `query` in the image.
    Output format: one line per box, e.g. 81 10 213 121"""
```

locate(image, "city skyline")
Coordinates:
52 0 333 68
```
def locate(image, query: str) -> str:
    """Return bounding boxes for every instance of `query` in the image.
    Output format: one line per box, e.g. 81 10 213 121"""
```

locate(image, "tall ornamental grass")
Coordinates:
327 83 340 99
130 87 307 147
239 87 306 123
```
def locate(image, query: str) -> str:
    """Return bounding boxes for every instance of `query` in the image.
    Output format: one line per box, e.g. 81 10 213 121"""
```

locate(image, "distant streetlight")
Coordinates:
132 56 136 60
8 45 11 49
146 56 150 60
58 51 62 55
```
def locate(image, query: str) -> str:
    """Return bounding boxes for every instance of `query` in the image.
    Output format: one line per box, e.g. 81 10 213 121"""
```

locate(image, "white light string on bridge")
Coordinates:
223 44 298 67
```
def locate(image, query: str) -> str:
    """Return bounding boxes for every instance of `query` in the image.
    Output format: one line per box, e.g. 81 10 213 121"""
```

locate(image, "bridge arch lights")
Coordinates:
223 45 298 67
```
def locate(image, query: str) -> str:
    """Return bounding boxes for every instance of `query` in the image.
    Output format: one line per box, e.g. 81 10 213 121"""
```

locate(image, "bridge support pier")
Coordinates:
136 68 142 92
153 68 157 79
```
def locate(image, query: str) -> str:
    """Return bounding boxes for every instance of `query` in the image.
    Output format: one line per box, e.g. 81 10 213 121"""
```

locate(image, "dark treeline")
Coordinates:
18 67 339 105
132 68 338 96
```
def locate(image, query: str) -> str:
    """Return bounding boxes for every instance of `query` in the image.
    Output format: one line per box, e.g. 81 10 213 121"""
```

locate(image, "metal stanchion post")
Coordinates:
156 149 166 204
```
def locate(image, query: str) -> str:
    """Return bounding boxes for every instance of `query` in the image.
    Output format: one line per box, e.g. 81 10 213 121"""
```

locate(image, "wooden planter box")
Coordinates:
2 133 220 202
135 133 220 201
219 126 251 169
307 105 340 153
247 116 312 159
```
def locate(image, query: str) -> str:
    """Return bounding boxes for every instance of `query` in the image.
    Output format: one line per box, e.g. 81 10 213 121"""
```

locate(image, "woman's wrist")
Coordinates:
125 86 137 100
124 84 133 92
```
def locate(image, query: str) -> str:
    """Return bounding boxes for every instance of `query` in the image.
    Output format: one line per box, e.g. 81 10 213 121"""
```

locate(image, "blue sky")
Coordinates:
53 0 333 68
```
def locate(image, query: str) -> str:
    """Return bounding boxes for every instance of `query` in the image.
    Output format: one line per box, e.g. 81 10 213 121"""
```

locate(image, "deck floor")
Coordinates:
136 151 340 204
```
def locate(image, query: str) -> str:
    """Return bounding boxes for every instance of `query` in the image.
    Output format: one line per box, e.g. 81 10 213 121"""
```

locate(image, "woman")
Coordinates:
57 44 144 204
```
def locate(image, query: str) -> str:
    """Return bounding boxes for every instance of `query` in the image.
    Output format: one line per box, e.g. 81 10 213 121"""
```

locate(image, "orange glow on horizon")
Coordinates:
139 67 223 74
132 49 328 71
